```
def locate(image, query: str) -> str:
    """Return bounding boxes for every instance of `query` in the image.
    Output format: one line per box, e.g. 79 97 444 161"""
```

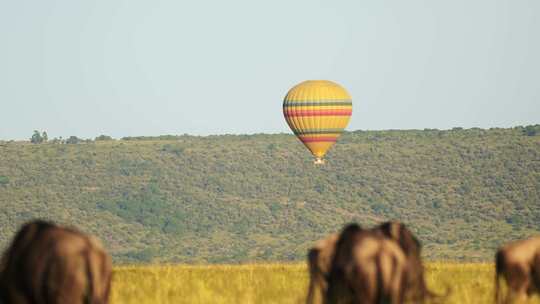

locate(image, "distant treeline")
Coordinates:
5 124 538 145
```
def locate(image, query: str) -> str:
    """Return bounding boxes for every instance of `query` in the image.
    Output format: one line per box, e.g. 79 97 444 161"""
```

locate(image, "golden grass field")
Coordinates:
110 263 540 304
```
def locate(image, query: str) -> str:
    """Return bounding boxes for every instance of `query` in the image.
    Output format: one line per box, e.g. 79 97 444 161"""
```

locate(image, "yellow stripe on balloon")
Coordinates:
285 80 352 101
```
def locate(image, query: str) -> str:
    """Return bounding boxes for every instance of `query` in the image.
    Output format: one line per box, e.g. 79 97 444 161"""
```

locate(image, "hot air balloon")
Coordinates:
283 80 352 164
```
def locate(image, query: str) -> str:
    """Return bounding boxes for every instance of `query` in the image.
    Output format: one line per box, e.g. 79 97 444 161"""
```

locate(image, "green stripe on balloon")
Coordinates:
283 101 352 107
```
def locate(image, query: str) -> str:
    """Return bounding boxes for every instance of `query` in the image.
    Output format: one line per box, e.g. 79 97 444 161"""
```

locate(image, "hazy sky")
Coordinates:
1 0 539 140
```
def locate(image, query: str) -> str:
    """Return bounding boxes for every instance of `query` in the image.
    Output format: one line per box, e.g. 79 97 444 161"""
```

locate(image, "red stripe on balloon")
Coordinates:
300 137 338 143
284 109 352 117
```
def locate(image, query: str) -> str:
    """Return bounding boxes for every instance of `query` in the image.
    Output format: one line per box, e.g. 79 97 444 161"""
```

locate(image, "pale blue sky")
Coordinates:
1 0 539 140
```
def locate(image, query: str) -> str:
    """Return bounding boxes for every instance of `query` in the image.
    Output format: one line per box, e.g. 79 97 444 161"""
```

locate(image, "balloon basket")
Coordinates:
314 158 325 165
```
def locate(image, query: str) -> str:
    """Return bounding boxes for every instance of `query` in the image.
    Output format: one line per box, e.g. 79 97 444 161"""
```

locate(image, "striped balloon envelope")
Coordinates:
283 80 352 164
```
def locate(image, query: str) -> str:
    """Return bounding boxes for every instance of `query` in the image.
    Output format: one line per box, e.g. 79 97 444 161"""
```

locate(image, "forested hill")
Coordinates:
0 127 539 263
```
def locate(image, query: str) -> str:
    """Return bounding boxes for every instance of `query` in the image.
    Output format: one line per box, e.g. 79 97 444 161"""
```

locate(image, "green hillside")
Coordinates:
0 126 539 263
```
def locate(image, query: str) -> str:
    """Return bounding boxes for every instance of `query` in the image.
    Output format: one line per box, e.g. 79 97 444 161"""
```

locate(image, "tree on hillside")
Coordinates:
95 135 113 141
66 136 80 144
30 130 43 144
524 125 539 136
42 131 48 142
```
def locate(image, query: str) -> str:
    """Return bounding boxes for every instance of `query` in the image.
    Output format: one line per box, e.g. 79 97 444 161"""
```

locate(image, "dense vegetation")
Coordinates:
0 126 539 263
